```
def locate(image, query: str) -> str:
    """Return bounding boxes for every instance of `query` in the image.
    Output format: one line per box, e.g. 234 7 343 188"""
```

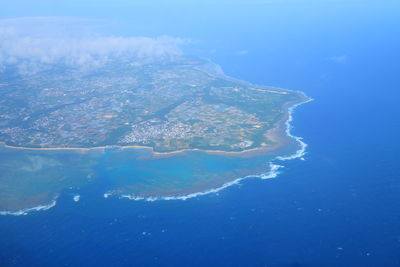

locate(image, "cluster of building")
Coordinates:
0 57 291 151
119 121 192 145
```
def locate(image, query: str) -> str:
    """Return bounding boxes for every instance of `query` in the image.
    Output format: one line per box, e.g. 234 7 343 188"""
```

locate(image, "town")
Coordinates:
0 56 303 152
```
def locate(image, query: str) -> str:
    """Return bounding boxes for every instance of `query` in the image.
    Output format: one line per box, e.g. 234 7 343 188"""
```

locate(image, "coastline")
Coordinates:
0 90 312 215
114 162 284 201
0 94 311 158
0 129 284 157
103 96 313 202
0 196 58 216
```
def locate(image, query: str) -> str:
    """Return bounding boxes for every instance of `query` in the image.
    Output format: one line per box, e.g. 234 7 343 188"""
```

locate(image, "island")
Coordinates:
0 56 310 215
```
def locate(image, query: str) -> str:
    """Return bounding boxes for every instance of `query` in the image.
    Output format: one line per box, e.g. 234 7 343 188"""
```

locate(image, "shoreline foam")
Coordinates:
111 96 313 202
276 97 314 161
0 95 312 214
0 97 310 158
105 162 284 202
0 196 58 216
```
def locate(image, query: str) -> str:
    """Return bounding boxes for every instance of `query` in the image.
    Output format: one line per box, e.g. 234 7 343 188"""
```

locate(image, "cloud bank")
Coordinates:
0 17 187 73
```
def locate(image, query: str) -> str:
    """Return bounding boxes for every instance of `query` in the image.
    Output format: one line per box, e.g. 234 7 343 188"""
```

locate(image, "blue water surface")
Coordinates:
1 1 400 266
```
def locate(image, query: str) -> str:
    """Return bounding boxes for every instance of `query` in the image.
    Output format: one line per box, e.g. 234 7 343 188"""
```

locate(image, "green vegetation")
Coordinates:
0 56 305 152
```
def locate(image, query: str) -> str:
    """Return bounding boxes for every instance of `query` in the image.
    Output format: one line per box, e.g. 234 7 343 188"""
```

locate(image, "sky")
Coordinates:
1 0 399 84
2 0 399 37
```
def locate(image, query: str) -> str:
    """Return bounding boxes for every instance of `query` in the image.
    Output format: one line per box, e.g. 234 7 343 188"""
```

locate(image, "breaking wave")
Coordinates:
1 97 312 213
112 97 313 202
0 196 58 216
105 162 283 202
276 97 313 161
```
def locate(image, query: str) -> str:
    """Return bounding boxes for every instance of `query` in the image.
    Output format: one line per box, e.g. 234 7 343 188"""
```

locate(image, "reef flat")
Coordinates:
0 56 310 214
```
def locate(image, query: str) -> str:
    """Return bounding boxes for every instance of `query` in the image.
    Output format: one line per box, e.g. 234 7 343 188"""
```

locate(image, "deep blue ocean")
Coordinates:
1 1 400 266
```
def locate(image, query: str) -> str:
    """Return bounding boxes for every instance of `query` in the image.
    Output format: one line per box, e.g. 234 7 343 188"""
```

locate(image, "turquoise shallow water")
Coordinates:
1 1 400 266
101 149 277 199
0 95 307 213
0 110 304 213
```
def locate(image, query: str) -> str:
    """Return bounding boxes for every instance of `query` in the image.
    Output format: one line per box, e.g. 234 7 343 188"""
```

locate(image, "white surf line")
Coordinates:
0 196 58 216
276 97 314 161
105 96 313 202
106 162 283 202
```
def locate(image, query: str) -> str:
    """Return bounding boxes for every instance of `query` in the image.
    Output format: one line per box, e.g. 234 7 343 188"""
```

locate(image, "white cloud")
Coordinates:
0 17 188 73
330 55 348 63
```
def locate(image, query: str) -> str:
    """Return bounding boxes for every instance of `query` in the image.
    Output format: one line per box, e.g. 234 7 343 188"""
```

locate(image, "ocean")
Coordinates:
1 1 400 266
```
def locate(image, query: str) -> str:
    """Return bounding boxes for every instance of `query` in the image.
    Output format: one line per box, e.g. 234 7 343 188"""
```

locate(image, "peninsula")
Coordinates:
0 55 310 214
0 56 307 153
